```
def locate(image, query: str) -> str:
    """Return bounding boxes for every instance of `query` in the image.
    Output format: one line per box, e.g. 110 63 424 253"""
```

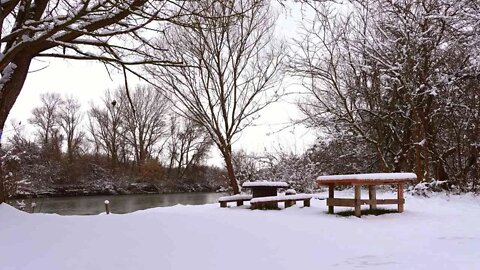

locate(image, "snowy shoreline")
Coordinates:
1 191 479 270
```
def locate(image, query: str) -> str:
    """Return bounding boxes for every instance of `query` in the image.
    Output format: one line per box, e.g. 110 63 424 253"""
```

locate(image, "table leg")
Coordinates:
252 187 278 209
368 185 377 210
354 185 361 217
397 182 404 213
328 184 335 214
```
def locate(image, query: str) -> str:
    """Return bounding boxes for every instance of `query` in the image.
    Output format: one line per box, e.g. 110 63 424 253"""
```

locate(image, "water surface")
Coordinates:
12 192 226 215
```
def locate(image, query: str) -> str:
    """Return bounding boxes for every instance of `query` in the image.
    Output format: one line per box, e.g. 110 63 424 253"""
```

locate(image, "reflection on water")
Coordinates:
12 192 227 215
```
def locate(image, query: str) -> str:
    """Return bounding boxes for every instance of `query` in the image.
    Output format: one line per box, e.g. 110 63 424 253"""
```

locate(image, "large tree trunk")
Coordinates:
67 142 74 163
413 110 424 183
0 56 33 132
221 145 240 194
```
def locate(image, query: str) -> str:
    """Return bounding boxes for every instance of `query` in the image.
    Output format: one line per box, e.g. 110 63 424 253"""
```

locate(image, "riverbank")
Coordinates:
1 191 479 270
12 181 225 199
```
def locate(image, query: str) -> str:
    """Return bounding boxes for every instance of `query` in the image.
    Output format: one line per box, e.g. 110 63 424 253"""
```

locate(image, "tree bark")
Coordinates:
0 55 33 131
222 146 240 194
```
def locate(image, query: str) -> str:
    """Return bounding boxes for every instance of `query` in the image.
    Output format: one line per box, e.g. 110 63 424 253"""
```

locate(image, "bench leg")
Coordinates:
237 201 244 206
252 202 268 210
328 184 335 214
220 202 227 208
398 183 404 213
304 199 310 207
285 201 293 208
354 185 361 217
368 185 377 210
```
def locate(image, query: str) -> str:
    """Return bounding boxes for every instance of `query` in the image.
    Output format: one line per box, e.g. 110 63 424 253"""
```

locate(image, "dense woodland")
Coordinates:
0 0 479 202
292 0 479 192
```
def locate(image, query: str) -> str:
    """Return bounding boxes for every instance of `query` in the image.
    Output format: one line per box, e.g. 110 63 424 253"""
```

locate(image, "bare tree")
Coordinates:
29 93 63 147
120 86 169 169
88 90 125 171
58 96 83 163
166 114 212 178
150 0 286 194
6 119 31 149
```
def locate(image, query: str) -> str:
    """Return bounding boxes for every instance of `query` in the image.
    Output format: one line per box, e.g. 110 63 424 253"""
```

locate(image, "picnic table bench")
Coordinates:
250 194 313 209
218 194 252 208
315 173 417 217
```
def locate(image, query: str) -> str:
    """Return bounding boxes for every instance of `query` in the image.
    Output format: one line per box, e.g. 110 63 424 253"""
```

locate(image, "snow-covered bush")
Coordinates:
410 180 454 197
1 149 33 201
233 149 321 193
232 150 261 184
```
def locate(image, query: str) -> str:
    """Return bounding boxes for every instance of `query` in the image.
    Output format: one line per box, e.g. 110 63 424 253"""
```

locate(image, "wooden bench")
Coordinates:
218 194 252 208
315 173 417 217
250 194 313 209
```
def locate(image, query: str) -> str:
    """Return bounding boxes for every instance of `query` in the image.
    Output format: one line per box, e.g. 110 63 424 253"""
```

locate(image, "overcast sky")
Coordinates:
2 1 317 165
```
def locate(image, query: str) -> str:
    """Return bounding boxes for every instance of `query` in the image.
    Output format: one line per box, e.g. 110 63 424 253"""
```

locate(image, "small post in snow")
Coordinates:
31 202 36 213
104 200 110 214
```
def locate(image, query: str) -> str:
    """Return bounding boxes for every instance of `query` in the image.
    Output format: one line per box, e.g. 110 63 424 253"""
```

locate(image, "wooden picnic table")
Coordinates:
315 173 417 217
242 181 289 209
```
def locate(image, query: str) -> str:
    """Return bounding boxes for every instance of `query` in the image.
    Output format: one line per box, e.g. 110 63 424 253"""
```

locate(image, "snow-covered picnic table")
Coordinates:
242 181 289 209
315 173 417 217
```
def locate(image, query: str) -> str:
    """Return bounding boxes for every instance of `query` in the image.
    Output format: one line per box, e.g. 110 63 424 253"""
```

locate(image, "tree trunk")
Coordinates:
67 138 74 163
413 110 424 182
0 56 33 132
0 175 6 204
222 146 240 194
423 140 430 181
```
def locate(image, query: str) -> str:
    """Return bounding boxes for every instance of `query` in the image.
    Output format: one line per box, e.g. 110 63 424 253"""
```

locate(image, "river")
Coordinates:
10 192 227 215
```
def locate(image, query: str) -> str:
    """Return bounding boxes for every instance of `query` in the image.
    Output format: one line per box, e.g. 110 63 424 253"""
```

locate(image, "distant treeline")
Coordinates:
0 88 227 200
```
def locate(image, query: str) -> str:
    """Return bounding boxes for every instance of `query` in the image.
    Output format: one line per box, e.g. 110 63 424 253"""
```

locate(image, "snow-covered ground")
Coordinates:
1 191 479 270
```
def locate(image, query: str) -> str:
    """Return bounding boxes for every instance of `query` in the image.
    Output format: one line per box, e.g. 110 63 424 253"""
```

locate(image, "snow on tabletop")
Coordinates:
250 194 313 203
218 194 252 202
316 172 417 181
242 181 289 187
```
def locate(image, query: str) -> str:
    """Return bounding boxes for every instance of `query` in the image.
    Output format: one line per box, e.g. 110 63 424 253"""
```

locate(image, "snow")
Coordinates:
285 188 297 194
242 181 289 187
316 172 418 181
0 62 17 89
218 194 252 202
250 193 314 203
1 191 480 270
417 139 427 146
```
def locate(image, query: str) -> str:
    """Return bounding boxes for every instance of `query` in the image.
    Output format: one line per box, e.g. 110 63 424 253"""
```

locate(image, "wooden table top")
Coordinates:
242 181 289 188
315 173 417 186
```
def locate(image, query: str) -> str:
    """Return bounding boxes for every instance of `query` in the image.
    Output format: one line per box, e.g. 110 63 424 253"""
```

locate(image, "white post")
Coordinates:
104 200 110 214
